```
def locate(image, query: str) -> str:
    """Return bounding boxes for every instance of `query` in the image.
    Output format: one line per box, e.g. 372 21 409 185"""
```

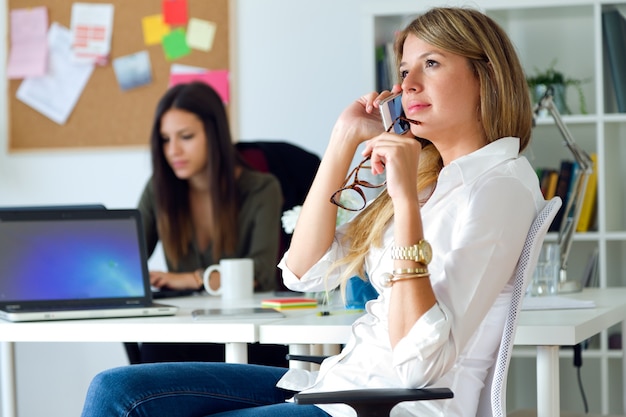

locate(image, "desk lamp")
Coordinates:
533 87 593 292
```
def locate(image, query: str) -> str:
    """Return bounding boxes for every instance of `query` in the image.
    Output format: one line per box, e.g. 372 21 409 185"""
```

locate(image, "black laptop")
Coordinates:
0 207 178 322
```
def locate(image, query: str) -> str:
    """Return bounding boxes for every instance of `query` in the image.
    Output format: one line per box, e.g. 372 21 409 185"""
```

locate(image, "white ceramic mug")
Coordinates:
203 258 254 300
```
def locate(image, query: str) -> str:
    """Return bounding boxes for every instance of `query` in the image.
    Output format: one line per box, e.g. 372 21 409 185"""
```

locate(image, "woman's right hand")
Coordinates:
150 271 200 290
286 86 403 278
330 86 402 149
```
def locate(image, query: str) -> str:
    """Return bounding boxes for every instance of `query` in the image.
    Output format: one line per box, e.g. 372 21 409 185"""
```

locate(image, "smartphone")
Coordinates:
379 93 411 134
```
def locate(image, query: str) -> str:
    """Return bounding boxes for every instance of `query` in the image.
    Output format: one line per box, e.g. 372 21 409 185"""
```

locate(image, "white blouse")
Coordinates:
277 137 546 417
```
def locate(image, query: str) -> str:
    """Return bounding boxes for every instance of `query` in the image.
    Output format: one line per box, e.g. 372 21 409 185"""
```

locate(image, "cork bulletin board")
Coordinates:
7 0 231 151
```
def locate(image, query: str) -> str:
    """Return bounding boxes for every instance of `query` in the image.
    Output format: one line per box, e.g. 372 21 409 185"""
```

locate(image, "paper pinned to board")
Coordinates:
7 6 49 79
16 22 95 125
522 295 596 311
70 2 114 65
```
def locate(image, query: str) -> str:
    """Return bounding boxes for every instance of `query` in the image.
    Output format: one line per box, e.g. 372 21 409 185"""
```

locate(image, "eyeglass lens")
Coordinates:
330 157 386 211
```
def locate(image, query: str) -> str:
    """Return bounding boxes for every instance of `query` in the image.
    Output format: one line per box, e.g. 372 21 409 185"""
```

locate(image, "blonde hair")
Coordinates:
332 7 532 292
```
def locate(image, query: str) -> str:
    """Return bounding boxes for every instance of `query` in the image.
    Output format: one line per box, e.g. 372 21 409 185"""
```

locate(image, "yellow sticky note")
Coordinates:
142 14 171 46
186 18 216 51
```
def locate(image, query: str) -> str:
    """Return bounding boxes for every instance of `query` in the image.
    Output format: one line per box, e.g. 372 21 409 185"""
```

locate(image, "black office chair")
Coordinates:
291 197 562 417
235 140 321 291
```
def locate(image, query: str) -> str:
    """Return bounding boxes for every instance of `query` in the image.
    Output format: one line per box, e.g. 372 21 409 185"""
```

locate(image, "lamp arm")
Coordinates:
557 170 590 276
533 88 593 281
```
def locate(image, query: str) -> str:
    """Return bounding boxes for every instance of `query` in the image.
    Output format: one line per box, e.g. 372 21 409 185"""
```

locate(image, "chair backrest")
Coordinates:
476 196 562 417
235 141 321 291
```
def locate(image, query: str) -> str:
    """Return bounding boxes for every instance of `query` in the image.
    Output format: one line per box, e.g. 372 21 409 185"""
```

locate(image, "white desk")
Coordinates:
515 288 626 417
259 288 626 417
0 293 282 417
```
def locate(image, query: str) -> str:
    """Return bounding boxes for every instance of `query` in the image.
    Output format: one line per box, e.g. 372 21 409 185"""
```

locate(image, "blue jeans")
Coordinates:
81 362 331 417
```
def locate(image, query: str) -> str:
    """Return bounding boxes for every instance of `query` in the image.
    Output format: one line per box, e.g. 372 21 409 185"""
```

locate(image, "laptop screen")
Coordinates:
0 209 151 308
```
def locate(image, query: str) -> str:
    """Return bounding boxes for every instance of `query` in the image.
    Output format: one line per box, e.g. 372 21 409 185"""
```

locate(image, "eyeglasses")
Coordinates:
330 156 385 211
330 116 421 212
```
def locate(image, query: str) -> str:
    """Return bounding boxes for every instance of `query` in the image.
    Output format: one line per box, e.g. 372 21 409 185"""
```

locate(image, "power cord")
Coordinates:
573 343 589 413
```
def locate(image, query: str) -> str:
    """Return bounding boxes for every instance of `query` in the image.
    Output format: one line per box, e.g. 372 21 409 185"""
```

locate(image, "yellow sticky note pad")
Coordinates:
186 18 216 51
142 14 171 46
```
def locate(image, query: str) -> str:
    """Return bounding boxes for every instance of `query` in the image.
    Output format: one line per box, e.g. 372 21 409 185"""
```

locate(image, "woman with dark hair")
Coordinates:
83 7 545 417
143 81 281 293
136 81 283 363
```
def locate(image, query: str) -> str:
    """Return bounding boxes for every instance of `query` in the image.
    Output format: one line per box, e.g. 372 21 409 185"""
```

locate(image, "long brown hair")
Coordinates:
335 7 532 285
150 82 240 266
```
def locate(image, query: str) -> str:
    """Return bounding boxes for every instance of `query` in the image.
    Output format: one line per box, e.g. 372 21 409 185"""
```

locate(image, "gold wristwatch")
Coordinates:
391 239 432 265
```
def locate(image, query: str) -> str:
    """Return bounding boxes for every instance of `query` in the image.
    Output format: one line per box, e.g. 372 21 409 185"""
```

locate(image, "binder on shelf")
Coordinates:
539 169 559 199
375 45 388 92
545 171 559 199
549 160 574 232
385 42 396 88
576 153 598 232
602 8 626 113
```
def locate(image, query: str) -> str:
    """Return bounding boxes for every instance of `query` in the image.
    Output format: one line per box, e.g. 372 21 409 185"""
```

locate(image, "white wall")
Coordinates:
0 0 366 415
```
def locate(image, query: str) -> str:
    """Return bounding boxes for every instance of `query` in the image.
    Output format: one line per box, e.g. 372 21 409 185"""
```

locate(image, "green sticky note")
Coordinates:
162 28 191 60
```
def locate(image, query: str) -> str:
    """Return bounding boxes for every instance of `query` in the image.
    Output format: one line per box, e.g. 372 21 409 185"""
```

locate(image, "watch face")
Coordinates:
420 240 432 264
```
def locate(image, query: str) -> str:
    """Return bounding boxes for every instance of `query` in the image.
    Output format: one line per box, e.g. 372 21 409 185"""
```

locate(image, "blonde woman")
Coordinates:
81 7 545 417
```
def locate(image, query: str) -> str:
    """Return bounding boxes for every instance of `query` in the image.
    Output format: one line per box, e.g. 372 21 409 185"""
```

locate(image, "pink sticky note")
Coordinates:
7 7 49 79
169 70 230 104
162 0 188 26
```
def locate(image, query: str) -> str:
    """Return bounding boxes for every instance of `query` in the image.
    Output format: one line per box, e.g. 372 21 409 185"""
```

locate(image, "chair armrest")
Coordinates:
295 388 453 417
285 354 327 364
295 388 453 404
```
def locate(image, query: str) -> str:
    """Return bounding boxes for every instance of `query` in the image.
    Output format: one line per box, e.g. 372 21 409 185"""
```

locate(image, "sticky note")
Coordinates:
162 0 188 26
142 14 170 45
186 18 216 51
162 28 191 60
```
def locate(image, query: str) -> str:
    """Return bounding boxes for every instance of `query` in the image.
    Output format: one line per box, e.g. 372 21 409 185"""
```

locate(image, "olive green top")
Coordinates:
138 168 283 291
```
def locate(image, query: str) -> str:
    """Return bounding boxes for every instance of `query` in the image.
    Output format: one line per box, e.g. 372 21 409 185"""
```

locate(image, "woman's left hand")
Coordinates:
361 132 422 204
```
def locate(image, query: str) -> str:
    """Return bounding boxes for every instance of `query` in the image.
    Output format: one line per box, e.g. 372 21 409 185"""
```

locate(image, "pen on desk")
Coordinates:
317 309 364 317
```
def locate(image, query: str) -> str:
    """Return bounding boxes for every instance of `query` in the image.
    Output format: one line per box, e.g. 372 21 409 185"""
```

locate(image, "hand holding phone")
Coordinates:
379 93 410 134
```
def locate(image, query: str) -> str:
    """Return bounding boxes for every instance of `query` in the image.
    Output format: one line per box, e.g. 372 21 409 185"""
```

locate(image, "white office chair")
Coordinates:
294 196 562 417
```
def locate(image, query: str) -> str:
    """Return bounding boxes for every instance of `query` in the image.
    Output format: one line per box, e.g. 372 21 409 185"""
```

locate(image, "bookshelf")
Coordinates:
362 0 626 414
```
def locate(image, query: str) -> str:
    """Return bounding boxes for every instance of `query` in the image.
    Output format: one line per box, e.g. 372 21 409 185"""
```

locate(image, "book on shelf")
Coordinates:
375 40 399 92
539 168 559 200
375 42 396 92
576 153 598 232
602 8 626 113
549 160 575 232
375 45 389 92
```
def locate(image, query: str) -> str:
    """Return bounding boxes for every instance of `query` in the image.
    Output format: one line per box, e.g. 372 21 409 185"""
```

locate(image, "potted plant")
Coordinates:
526 60 588 115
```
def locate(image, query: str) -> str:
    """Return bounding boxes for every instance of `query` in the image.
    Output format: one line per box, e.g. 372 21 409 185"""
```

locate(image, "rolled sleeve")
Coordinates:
278 225 350 293
391 302 452 386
